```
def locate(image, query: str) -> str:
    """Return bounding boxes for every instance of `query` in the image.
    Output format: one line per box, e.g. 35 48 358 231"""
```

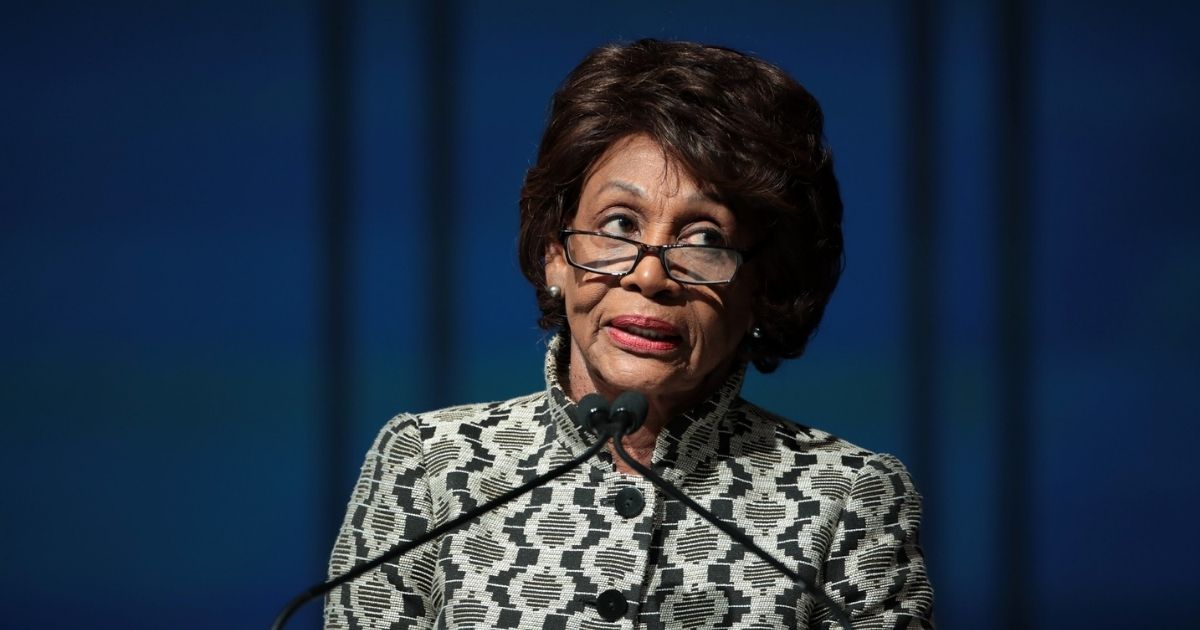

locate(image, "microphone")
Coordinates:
581 390 647 437
271 396 614 630
573 392 613 434
610 390 648 435
609 392 854 630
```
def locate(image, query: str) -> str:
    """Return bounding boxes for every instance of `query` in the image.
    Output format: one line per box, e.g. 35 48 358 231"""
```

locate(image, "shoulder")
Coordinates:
729 396 874 459
728 397 918 497
366 391 553 470
377 391 549 436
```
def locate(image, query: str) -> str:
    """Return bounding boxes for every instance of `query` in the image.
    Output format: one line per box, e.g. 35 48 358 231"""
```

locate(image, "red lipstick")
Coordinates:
606 315 682 352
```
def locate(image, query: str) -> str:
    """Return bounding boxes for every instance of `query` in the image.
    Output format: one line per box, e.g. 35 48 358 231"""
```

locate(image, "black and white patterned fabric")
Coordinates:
326 336 934 629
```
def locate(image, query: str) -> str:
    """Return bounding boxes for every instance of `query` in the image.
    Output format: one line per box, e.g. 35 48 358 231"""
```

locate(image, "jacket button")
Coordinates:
596 589 628 621
614 487 644 518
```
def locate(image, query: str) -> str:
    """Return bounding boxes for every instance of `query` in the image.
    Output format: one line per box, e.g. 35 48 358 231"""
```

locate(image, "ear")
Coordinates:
544 240 568 289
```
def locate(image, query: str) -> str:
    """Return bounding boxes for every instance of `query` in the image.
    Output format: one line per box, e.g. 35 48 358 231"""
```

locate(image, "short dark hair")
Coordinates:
518 39 844 373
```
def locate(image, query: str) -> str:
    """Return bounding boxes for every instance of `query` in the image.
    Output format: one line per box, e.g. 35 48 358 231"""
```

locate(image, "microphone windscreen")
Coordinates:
575 393 610 432
610 391 649 434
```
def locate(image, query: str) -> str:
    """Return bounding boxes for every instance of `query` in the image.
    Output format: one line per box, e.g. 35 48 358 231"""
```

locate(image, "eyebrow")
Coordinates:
599 180 721 206
597 180 647 198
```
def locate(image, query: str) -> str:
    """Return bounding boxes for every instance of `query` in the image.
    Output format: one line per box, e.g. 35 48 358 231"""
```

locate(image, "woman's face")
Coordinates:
544 134 756 411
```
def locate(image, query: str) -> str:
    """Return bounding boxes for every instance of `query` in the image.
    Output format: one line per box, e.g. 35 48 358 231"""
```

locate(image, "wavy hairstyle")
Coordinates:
518 39 844 373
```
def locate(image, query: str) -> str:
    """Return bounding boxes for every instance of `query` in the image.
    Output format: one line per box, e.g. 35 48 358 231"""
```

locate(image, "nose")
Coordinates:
619 248 681 298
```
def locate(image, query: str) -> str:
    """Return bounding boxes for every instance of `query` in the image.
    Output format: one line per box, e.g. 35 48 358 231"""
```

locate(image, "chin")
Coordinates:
568 331 722 406
592 351 699 398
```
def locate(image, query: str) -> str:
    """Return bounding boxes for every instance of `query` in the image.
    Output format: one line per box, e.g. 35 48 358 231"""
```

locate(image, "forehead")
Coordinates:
571 134 752 245
581 134 695 198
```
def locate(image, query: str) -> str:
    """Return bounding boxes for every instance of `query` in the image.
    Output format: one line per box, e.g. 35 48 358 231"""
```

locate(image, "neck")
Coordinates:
562 354 738 475
610 412 666 474
561 368 670 474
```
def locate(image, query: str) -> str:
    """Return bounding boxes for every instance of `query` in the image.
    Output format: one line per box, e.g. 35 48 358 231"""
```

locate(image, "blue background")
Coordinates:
3 1 1197 628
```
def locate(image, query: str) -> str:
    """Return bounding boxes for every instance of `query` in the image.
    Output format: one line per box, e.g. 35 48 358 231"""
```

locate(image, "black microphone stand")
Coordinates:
611 427 855 630
271 435 611 630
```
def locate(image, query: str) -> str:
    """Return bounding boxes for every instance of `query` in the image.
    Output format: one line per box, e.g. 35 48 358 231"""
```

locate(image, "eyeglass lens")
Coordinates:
565 233 738 283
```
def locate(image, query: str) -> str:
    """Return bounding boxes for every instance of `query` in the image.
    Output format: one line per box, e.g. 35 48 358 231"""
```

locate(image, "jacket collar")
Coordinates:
542 331 748 481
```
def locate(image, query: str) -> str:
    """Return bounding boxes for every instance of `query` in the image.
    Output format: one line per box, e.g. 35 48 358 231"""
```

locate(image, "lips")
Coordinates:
606 315 682 352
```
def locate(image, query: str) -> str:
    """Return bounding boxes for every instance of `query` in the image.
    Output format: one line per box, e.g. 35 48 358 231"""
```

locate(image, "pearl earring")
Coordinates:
750 326 763 339
547 285 562 299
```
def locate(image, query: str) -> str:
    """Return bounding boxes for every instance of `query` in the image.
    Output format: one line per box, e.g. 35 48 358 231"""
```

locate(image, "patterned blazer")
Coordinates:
325 338 934 629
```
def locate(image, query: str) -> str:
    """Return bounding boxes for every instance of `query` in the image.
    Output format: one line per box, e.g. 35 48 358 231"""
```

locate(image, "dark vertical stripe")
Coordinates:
425 0 456 410
319 0 354 568
906 0 938 517
996 0 1033 627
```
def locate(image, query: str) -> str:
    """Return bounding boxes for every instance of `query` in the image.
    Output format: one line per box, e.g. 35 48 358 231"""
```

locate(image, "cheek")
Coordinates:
701 290 754 348
698 308 744 352
565 274 610 317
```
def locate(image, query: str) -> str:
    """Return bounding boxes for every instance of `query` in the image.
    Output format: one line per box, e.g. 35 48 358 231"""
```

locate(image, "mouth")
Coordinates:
606 315 683 352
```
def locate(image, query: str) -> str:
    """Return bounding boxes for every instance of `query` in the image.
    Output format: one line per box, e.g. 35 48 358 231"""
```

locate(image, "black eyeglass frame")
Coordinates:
558 229 755 285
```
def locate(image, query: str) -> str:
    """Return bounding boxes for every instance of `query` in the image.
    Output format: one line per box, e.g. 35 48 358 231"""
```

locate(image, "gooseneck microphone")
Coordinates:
609 392 855 630
270 394 618 630
609 390 649 435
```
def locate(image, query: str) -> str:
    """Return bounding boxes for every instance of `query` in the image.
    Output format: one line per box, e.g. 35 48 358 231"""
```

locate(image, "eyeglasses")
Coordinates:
559 229 753 285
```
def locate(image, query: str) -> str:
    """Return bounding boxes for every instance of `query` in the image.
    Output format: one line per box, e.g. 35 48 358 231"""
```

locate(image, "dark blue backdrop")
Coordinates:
3 1 1197 628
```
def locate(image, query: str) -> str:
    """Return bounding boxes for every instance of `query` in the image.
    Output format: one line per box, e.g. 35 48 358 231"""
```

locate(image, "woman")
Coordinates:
326 39 934 629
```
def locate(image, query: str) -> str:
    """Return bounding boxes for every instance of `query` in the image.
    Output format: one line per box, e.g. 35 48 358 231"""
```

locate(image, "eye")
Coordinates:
678 227 728 247
598 214 637 237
